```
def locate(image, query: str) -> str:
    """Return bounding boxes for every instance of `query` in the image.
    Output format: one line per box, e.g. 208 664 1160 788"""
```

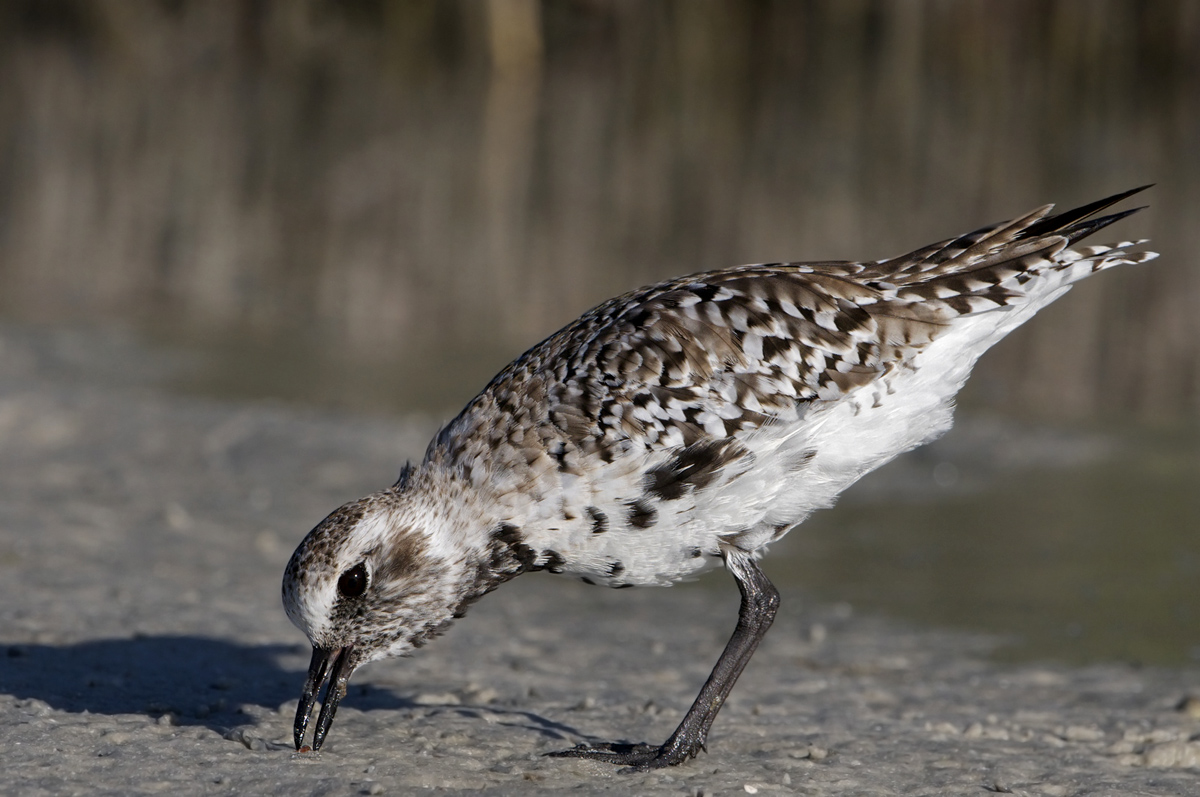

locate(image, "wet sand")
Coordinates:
2 325 1198 796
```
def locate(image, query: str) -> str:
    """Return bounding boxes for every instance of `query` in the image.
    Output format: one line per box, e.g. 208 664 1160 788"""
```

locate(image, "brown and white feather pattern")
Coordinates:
420 195 1156 591
282 190 1156 665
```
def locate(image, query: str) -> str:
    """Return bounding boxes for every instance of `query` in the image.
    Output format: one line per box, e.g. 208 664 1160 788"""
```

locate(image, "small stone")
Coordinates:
1106 739 1137 755
413 692 461 706
1062 725 1104 742
223 727 267 751
165 502 192 530
927 721 959 737
17 698 52 716
464 685 499 704
1143 741 1200 768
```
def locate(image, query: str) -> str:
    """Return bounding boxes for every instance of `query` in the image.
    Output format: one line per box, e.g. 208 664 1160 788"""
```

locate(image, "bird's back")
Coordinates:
428 189 1157 587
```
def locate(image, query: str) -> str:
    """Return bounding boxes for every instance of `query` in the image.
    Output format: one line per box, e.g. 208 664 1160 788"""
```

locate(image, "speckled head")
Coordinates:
282 485 463 752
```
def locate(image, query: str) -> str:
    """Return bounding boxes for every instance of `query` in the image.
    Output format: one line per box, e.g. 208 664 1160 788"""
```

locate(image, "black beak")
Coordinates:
294 645 356 751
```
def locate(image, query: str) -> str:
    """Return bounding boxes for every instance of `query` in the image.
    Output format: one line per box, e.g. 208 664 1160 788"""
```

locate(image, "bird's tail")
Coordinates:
862 187 1159 317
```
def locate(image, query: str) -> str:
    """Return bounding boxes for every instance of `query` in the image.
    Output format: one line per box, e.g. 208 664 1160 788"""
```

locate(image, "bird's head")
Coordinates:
282 486 468 751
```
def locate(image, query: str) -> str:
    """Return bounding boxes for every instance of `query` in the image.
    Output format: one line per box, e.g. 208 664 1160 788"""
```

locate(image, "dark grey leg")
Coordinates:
548 547 780 769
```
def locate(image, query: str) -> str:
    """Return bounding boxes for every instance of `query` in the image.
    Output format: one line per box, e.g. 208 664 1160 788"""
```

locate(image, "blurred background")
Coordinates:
0 0 1196 663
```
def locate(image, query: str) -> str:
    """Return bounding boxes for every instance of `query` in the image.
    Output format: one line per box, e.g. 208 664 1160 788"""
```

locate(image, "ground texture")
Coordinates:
1 326 1198 796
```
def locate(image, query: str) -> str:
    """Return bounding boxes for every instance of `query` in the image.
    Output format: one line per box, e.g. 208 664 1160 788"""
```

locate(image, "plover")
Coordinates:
283 187 1157 768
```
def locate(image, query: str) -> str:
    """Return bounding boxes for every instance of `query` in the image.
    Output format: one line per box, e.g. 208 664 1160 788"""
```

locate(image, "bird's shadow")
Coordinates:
0 636 584 742
0 635 362 735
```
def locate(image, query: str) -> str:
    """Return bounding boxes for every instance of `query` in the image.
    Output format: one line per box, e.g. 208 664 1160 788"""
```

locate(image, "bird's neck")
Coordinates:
400 462 538 619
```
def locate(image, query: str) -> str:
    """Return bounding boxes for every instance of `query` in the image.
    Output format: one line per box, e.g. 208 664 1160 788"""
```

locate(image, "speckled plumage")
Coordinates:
283 188 1157 765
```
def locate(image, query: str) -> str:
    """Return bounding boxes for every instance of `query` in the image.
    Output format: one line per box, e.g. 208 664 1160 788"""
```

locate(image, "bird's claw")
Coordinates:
546 740 696 770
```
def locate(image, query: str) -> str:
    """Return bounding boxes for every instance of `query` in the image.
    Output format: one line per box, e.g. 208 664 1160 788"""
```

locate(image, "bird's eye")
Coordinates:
337 562 368 598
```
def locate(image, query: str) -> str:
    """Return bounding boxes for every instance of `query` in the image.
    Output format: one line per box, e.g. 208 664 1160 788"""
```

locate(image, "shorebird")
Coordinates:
283 187 1157 768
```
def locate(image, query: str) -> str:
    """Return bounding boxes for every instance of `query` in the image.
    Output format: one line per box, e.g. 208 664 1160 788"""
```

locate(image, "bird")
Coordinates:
282 187 1157 768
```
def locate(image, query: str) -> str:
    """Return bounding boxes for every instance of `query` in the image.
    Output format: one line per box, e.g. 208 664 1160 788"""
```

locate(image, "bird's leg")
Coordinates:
548 547 779 769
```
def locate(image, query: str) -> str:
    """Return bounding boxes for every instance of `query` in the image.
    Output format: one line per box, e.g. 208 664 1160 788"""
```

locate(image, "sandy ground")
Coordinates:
2 325 1199 797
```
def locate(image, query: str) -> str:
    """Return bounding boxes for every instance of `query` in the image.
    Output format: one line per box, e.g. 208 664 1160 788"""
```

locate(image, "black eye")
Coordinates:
337 562 368 598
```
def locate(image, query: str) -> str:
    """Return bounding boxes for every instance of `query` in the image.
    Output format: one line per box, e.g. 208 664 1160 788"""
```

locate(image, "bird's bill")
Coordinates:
294 644 356 751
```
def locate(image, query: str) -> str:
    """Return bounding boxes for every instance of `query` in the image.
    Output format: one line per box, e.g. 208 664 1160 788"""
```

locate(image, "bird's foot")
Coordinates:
546 739 700 770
